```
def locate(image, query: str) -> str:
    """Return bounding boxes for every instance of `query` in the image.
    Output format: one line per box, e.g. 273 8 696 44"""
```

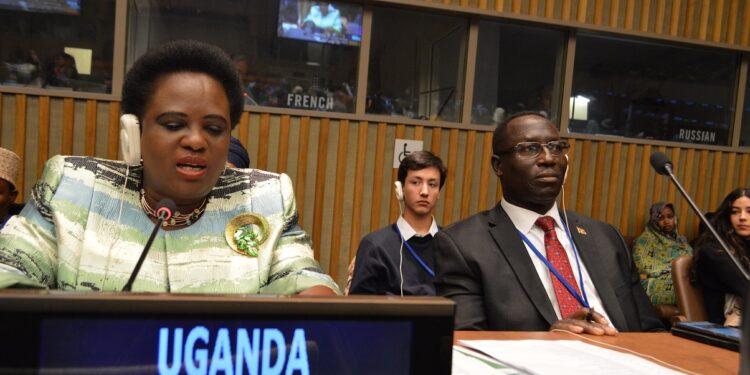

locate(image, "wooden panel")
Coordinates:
698 0 711 40
739 153 750 187
655 0 667 33
670 0 682 36
727 0 739 44
529 0 540 16
238 112 249 149
295 117 310 225
679 149 697 234
348 122 368 262
575 140 592 213
709 151 723 206
624 0 636 29
577 0 588 23
605 142 622 224
593 0 605 25
713 0 725 42
62 98 74 155
684 0 696 38
695 150 710 210
257 113 270 170
277 115 290 173
666 147 681 204
369 123 387 231
635 144 653 235
311 118 330 259
442 128 459 224
14 95 26 201
640 0 652 32
610 0 620 27
619 144 637 232
742 0 750 46
545 0 556 18
389 124 406 222
0 95 3 146
495 0 504 12
84 100 97 156
652 145 667 203
431 127 442 155
461 131 477 218
563 139 577 206
106 102 120 161
512 0 522 14
561 0 572 21
37 97 50 179
328 120 349 279
590 141 607 220
478 132 493 211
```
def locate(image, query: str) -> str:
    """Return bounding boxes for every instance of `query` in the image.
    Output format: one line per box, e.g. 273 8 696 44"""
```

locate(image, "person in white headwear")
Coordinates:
0 148 20 229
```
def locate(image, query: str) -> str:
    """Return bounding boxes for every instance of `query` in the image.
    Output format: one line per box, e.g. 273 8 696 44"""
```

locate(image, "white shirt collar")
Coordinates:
500 199 564 234
397 216 438 240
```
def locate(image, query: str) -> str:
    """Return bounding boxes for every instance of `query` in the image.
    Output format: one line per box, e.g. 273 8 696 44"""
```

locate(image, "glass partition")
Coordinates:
367 7 468 122
128 0 360 113
571 33 738 146
0 0 116 93
471 21 566 126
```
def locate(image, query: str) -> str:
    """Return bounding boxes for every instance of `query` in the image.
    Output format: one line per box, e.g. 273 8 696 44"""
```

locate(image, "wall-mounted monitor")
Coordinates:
0 0 80 14
277 0 363 46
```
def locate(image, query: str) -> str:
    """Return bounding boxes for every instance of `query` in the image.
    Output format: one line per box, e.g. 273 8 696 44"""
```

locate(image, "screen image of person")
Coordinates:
692 188 750 326
0 40 339 295
348 151 446 296
433 111 663 333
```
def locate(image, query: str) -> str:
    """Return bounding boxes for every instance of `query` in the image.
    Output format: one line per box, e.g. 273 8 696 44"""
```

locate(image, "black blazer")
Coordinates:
433 203 663 332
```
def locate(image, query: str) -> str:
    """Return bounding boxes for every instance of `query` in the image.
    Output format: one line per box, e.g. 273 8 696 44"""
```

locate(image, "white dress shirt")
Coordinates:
501 200 613 324
396 216 438 240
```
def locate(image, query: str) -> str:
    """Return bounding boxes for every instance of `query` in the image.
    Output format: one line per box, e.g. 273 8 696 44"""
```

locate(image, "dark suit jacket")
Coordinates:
434 203 663 332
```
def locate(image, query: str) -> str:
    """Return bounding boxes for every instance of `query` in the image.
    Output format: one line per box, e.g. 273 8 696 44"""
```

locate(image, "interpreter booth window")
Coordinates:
367 7 468 122
128 0 361 113
570 33 737 146
471 21 566 126
0 0 116 93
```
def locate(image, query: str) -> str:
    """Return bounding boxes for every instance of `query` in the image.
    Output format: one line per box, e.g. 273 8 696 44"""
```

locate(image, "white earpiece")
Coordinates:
394 181 404 202
563 154 569 184
120 114 141 166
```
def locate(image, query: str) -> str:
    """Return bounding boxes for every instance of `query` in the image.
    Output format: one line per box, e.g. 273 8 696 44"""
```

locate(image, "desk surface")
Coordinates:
455 331 739 374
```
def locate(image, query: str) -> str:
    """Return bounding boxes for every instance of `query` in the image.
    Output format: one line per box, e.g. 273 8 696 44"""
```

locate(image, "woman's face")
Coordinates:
657 206 676 234
140 72 231 206
730 196 750 238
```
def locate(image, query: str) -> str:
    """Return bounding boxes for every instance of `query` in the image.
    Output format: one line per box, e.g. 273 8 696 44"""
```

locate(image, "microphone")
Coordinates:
650 151 750 281
122 198 176 292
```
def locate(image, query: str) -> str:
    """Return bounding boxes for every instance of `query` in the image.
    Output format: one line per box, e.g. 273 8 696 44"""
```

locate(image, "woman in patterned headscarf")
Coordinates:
633 202 692 305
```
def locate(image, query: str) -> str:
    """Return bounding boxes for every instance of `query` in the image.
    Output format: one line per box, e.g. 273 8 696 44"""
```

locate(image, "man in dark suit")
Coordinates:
434 111 663 334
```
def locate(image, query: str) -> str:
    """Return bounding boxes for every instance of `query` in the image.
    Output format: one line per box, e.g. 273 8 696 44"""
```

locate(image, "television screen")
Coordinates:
0 0 80 14
278 0 363 46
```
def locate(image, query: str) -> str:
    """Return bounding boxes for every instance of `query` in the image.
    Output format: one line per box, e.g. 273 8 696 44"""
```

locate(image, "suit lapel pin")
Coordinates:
576 226 587 235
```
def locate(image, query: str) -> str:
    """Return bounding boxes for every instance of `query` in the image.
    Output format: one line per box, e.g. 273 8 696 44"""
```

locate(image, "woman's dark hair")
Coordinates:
397 151 447 189
693 188 750 278
122 40 244 128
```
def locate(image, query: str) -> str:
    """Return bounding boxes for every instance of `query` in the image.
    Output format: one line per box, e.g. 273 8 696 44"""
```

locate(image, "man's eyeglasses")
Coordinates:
497 141 570 158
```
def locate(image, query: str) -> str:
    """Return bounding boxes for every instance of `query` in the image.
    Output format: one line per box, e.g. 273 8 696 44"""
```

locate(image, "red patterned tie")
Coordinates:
535 216 582 319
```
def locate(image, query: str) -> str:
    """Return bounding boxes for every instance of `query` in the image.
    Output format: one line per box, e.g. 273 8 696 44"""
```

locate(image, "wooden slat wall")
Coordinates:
3 94 750 286
421 0 750 48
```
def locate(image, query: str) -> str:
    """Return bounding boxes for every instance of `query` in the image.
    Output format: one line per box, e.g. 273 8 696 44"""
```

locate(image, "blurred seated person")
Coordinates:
349 151 446 295
692 188 750 326
3 48 42 86
44 52 79 88
0 148 21 230
0 40 339 295
632 202 692 306
227 137 250 169
232 55 259 105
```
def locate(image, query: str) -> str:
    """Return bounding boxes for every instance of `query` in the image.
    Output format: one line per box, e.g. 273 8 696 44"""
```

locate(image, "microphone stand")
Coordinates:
662 163 750 281
122 212 168 292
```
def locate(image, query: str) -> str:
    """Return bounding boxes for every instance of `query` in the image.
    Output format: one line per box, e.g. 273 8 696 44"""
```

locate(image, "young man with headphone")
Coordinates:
349 151 446 296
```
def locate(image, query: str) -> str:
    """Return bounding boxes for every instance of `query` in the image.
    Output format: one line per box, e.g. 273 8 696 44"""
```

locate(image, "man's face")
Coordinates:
491 115 567 214
402 167 441 218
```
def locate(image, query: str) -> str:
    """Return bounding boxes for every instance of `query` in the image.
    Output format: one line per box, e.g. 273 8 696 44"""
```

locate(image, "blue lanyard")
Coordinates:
517 219 590 309
394 226 436 278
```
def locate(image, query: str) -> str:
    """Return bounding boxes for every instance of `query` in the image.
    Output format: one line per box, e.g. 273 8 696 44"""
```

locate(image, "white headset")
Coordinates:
119 114 141 166
394 180 406 296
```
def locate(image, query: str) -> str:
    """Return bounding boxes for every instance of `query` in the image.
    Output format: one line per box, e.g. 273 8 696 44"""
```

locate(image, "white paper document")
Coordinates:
457 340 685 375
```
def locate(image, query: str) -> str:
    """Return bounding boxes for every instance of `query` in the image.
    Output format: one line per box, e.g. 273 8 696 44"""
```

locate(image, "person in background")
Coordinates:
0 148 20 229
433 111 662 333
227 137 250 169
692 188 750 326
0 40 338 295
45 52 78 87
633 202 692 306
349 151 446 296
